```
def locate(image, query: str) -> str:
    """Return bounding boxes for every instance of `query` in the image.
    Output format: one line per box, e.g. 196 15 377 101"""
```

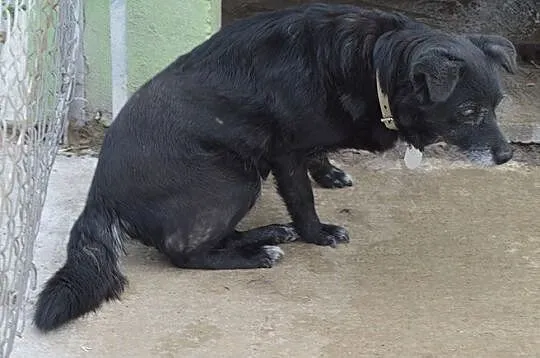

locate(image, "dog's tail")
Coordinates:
33 207 127 332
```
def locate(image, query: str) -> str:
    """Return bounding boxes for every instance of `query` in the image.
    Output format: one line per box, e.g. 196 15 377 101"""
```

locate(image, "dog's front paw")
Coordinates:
301 223 350 247
320 223 350 247
311 167 353 189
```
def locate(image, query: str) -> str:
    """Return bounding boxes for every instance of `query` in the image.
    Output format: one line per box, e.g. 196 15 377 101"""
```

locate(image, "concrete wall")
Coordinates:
84 0 221 116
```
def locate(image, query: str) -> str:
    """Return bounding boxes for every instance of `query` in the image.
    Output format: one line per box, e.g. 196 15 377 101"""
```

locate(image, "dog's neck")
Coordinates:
375 69 423 169
375 69 398 132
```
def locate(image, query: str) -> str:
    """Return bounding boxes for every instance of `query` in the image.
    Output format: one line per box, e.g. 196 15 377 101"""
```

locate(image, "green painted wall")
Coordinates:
84 0 221 115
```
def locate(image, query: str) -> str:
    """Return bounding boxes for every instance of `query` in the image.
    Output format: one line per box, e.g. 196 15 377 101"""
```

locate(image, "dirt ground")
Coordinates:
11 150 540 358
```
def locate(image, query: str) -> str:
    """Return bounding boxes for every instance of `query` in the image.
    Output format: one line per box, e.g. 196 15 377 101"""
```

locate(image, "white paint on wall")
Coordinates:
109 0 128 122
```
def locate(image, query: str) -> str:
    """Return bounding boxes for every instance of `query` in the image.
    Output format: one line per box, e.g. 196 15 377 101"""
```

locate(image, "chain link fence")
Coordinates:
0 0 83 356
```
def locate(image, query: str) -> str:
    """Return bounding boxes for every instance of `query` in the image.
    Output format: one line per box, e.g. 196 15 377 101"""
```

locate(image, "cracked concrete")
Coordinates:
10 151 540 357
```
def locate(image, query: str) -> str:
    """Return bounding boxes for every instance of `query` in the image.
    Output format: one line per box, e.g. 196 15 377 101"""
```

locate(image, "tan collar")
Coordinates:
375 70 398 131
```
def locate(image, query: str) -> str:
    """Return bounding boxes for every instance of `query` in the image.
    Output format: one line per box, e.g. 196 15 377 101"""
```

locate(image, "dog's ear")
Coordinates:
467 34 518 74
410 49 465 103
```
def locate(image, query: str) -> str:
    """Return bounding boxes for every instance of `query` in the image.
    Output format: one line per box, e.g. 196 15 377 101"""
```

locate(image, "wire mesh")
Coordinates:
0 0 83 356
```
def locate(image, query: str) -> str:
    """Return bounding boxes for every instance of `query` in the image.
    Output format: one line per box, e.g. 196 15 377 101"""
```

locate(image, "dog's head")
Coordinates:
395 34 518 165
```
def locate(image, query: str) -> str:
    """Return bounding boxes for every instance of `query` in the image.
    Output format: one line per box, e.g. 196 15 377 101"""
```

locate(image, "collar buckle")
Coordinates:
375 70 398 132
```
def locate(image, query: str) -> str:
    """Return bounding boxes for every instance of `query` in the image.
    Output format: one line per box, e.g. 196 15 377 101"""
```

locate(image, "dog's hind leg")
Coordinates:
307 153 353 189
165 232 287 270
161 165 295 269
164 223 300 270
223 224 299 249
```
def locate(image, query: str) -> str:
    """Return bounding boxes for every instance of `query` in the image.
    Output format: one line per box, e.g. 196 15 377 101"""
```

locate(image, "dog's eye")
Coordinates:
461 108 475 117
458 101 477 117
463 108 487 126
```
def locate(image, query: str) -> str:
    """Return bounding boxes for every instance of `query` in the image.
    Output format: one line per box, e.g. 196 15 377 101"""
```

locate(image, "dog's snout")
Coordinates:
492 144 513 165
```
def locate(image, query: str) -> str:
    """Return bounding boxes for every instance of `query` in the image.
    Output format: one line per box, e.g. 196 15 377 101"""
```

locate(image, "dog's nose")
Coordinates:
492 144 513 165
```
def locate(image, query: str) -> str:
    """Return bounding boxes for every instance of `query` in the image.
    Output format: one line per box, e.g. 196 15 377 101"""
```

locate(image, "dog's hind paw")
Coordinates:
261 245 285 267
312 167 353 189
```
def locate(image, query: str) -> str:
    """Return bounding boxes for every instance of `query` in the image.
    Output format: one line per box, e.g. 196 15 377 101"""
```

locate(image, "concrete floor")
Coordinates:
11 152 540 358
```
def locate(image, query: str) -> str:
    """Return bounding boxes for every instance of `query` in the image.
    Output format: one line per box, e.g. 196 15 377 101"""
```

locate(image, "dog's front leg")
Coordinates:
272 153 350 247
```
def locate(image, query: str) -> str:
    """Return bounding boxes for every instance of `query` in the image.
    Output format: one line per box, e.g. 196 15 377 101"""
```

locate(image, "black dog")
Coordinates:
34 3 517 331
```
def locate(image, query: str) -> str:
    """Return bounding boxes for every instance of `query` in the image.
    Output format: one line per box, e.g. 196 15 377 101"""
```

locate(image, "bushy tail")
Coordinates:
33 209 127 332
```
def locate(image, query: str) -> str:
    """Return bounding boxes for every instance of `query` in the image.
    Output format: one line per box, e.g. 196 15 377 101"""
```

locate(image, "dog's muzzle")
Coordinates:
491 143 514 165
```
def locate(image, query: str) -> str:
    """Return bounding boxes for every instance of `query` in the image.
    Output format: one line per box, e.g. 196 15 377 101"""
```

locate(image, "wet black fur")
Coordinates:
34 3 517 331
